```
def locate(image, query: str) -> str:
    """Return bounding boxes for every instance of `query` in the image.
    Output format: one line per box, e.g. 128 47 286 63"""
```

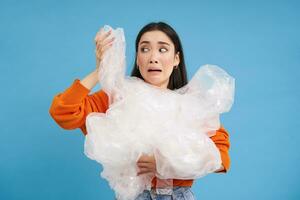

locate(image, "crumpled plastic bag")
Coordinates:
84 25 235 200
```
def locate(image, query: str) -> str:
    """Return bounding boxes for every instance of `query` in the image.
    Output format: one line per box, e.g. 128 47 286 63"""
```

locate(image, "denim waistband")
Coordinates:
150 186 191 196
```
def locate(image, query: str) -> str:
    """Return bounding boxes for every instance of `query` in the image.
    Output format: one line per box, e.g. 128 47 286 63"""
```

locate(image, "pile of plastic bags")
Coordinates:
84 25 235 200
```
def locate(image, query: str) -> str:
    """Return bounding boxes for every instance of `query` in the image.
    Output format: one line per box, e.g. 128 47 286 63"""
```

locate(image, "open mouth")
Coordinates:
148 69 162 72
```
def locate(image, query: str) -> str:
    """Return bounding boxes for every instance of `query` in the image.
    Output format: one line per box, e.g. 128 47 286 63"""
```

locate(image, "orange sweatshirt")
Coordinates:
49 79 231 188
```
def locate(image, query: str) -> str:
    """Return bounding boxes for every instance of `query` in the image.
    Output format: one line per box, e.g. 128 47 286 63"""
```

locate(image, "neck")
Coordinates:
153 79 169 90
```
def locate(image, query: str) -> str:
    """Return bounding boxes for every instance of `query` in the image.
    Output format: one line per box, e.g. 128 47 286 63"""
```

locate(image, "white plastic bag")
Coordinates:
84 25 235 200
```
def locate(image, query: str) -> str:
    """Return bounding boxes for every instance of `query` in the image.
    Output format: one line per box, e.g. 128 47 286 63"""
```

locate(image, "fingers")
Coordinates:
95 31 113 49
101 36 115 48
136 154 157 176
137 167 155 176
137 162 154 168
136 161 156 176
137 154 155 163
96 37 114 52
94 28 112 44
137 171 155 176
94 27 115 61
95 42 113 60
137 171 155 177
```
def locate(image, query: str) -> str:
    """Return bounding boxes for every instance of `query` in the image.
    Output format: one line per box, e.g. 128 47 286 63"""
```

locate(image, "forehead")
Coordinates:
139 30 173 46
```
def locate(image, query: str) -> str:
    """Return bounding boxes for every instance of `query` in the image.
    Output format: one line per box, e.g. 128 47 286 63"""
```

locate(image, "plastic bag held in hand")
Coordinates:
84 25 235 200
97 25 126 105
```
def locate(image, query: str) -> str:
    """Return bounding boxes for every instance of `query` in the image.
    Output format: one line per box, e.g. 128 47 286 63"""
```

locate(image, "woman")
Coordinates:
49 22 230 200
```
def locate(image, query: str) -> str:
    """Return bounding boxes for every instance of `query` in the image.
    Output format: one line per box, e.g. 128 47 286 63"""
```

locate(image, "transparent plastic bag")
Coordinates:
84 25 235 200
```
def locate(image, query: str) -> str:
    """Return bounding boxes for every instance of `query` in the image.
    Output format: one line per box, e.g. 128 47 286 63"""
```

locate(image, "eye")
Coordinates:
140 47 149 52
159 48 168 53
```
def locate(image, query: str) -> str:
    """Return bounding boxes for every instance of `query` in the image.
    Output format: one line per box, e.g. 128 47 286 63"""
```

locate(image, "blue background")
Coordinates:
1 0 299 199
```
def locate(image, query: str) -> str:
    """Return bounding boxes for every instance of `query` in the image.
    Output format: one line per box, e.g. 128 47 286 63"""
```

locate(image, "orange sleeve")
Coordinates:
210 126 231 173
49 79 109 135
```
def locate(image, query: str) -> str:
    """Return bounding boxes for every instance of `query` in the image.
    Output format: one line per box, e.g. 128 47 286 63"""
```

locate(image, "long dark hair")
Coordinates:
131 22 188 90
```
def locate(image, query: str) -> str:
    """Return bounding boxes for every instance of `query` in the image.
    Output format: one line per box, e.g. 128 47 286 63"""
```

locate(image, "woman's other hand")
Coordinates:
136 154 157 177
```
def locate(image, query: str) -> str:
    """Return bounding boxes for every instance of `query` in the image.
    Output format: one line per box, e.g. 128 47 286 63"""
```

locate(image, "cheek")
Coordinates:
161 54 175 68
137 54 148 77
137 53 148 66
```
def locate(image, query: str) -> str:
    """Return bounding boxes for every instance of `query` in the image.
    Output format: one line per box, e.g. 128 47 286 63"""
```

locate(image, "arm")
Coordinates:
210 126 231 173
80 69 99 90
137 127 231 177
49 27 115 135
49 71 109 135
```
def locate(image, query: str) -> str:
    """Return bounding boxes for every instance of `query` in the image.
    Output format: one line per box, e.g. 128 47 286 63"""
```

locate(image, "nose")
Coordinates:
150 60 158 64
149 51 159 64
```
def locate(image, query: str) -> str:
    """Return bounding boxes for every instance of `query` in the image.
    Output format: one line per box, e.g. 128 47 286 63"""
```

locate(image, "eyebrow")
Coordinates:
139 41 170 46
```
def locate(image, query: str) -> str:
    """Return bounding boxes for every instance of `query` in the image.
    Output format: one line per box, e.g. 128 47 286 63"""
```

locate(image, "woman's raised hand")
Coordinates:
94 27 115 69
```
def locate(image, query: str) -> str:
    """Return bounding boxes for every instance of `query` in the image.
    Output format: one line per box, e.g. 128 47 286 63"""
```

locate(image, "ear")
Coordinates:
174 52 180 66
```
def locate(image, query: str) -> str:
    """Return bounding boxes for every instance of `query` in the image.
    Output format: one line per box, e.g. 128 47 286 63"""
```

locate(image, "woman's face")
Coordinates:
136 30 180 89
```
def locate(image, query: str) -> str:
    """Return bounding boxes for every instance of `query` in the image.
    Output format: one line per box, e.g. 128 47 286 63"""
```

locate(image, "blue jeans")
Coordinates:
134 186 196 200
